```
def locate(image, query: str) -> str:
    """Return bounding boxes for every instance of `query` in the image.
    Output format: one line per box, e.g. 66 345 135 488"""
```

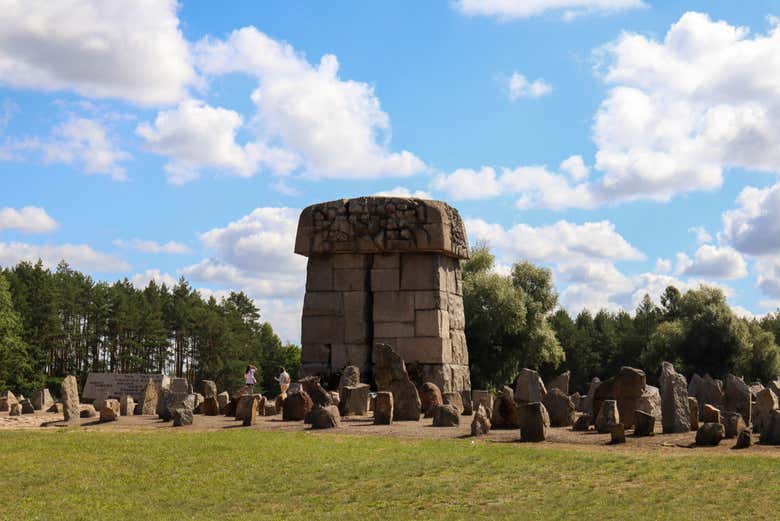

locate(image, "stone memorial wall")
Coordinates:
83 373 170 401
295 196 471 393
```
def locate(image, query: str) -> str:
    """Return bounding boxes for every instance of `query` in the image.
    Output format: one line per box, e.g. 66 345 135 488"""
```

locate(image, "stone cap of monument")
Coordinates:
295 196 469 259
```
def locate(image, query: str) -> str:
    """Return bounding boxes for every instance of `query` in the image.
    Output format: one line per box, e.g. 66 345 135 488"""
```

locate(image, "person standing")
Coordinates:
275 366 290 395
245 364 257 394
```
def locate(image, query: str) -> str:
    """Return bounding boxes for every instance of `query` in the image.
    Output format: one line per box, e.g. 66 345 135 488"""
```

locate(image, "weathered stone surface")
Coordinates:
637 385 661 420
49 403 63 413
31 389 54 411
373 343 421 421
339 365 361 392
471 390 493 421
217 391 230 414
735 429 752 449
595 400 620 434
201 396 220 416
634 410 655 436
610 423 626 444
82 372 170 402
173 408 194 427
519 402 550 442
547 371 570 395
759 409 780 444
140 379 159 415
340 383 370 416
570 392 582 411
374 391 394 425
696 422 725 446
688 374 724 418
169 377 188 393
702 404 721 424
572 414 591 431
542 388 575 427
753 388 778 434
723 374 752 426
21 399 34 414
283 391 313 421
688 397 699 431
721 411 747 438
160 391 196 421
9 402 21 416
432 404 460 427
0 390 18 412
300 376 332 407
660 362 691 434
61 375 80 421
120 395 135 416
580 377 600 415
491 386 520 429
442 391 464 416
420 382 443 418
264 401 277 416
471 404 491 436
460 389 473 415
514 368 547 403
100 399 120 422
236 394 263 422
200 380 217 400
594 367 646 429
310 405 341 429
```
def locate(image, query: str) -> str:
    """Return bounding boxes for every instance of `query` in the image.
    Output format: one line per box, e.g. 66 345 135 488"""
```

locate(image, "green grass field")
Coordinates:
2 429 779 520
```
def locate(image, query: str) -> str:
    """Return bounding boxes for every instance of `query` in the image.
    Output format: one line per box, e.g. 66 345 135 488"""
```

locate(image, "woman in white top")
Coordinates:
245 364 257 394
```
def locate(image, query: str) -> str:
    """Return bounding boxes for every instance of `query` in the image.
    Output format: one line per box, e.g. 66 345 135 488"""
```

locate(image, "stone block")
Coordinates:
333 254 370 269
447 297 465 329
400 254 444 290
414 291 448 310
306 257 333 291
374 321 415 338
450 330 468 365
303 292 343 316
302 315 345 344
373 253 400 269
396 336 451 364
333 269 367 291
301 343 331 363
330 344 370 370
370 269 400 291
415 309 449 337
373 291 415 323
343 292 369 344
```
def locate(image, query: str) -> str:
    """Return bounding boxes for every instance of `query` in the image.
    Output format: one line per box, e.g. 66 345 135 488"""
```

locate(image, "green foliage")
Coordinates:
0 261 299 396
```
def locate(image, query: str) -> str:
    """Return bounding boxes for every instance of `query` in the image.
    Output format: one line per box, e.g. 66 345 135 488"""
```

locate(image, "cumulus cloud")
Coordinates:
0 0 196 106
0 206 58 233
0 242 128 272
675 245 747 280
130 269 178 289
114 239 190 255
453 0 645 20
374 187 433 199
193 27 424 180
507 72 552 100
40 118 130 179
136 100 298 185
721 183 780 256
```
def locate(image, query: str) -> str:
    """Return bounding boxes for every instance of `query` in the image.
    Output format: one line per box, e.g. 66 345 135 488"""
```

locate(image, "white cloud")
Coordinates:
374 187 433 199
430 167 502 200
136 99 298 185
194 27 424 180
41 118 129 179
454 0 645 20
675 244 747 280
465 218 643 262
560 155 589 181
0 0 196 105
0 241 128 272
721 183 780 256
689 226 713 245
0 206 58 233
130 269 178 289
114 239 190 255
507 72 552 100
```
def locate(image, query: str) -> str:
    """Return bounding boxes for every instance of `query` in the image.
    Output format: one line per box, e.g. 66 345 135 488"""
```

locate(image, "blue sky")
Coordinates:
3 0 780 342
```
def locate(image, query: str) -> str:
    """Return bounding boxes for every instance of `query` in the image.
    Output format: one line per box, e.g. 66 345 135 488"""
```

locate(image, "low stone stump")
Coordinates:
340 384 370 416
432 404 459 427
9 402 21 416
721 411 746 439
759 410 780 444
610 423 626 444
519 402 549 442
21 398 34 414
236 395 263 423
374 392 394 425
753 388 778 434
0 390 17 412
572 414 591 432
696 423 725 446
200 380 217 400
542 388 575 427
633 410 655 437
420 382 443 418
173 408 194 427
80 404 97 418
217 391 230 414
120 395 135 416
688 397 699 431
100 399 120 422
263 401 277 416
201 396 220 416
310 405 341 429
283 391 313 421
491 386 520 429
442 392 464 416
702 404 721 424
595 400 620 434
471 404 491 436
49 403 63 414
471 390 493 421
735 430 752 449
31 389 54 411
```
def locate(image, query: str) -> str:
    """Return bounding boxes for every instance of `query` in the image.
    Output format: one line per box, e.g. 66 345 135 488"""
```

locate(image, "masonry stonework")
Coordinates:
295 197 471 393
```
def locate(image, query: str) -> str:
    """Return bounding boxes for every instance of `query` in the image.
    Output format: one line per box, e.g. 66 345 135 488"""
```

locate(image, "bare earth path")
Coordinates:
3 409 779 457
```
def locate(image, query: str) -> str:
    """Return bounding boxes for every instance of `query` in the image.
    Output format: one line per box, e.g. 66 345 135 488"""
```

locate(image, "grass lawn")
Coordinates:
2 428 780 520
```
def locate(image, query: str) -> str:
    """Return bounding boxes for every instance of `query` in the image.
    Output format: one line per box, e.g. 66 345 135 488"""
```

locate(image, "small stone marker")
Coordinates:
431 404 459 427
120 395 135 416
31 389 54 411
721 411 746 439
471 390 493 421
20 398 34 414
759 410 780 445
696 422 725 446
491 386 520 429
659 362 691 434
283 391 313 421
140 378 159 415
442 391 464 415
217 391 230 414
373 391 394 425
241 396 260 426
173 408 194 427
633 410 655 437
519 402 550 442
373 343 421 421
610 423 626 444
471 404 491 436
723 374 751 426
100 399 120 422
61 375 80 421
9 402 21 416
542 388 575 427
572 414 591 432
514 368 547 403
688 397 699 431
734 430 751 449
595 400 620 434
702 404 721 424
420 382 443 418
340 383 370 416
80 404 97 418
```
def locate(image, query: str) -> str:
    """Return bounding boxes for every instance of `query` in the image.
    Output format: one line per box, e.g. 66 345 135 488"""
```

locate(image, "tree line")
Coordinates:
0 260 300 397
463 246 780 393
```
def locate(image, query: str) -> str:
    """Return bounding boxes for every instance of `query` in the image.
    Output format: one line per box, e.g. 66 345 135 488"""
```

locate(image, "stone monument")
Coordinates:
295 196 471 393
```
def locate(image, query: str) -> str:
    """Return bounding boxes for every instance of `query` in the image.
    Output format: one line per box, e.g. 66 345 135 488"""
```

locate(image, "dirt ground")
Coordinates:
3 408 779 457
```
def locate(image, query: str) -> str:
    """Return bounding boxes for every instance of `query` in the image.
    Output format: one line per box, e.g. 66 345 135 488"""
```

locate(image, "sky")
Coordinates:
3 0 780 343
